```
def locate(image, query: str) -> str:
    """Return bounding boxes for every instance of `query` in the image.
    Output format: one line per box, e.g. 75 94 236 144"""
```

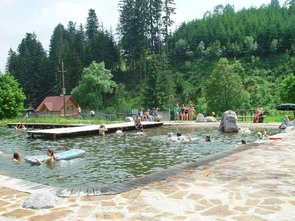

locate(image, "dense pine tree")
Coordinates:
162 0 175 54
48 24 67 95
85 9 119 70
63 21 85 92
7 33 48 107
147 0 162 54
119 0 148 81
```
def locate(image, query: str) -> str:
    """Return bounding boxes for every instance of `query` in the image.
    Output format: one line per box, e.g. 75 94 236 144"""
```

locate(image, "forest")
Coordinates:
2 0 295 119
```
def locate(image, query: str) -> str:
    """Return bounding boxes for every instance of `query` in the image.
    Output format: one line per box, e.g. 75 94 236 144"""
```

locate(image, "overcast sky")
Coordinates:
0 0 285 72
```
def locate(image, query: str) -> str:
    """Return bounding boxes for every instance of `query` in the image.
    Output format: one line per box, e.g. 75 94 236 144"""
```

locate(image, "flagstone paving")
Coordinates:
1 124 295 220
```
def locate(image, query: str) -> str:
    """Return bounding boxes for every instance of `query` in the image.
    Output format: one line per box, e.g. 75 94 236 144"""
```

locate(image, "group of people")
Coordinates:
167 132 212 143
14 124 26 130
173 104 196 122
138 108 160 122
12 148 56 167
98 120 145 136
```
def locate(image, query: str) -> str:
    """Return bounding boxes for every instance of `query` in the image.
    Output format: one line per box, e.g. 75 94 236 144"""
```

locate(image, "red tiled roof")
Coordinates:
36 95 74 112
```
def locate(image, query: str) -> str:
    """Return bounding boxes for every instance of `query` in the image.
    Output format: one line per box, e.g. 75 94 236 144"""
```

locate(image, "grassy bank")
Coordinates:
0 116 117 127
0 113 291 127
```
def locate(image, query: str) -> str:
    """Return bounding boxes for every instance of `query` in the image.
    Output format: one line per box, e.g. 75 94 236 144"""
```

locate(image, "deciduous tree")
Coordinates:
0 73 26 119
279 74 295 103
71 61 116 109
205 58 248 113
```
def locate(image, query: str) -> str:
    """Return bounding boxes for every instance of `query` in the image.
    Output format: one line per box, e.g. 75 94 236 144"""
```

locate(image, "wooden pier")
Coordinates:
7 122 87 129
27 121 163 139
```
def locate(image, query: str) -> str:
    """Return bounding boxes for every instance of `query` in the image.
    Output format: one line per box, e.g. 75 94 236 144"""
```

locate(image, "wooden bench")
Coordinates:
237 115 267 122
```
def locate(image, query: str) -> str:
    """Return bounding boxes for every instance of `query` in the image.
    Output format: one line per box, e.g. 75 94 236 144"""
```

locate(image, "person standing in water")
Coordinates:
46 149 56 164
99 124 108 136
135 116 143 131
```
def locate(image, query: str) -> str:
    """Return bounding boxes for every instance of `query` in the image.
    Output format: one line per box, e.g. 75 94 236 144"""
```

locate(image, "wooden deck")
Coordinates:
27 121 163 139
7 123 87 129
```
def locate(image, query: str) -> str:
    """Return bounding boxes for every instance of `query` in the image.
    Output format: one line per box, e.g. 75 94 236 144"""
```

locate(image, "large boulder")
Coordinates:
219 110 239 133
205 116 217 122
23 192 64 209
196 113 205 122
125 117 134 122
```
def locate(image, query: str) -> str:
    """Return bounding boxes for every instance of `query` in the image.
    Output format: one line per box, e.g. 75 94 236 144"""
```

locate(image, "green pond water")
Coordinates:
0 126 274 188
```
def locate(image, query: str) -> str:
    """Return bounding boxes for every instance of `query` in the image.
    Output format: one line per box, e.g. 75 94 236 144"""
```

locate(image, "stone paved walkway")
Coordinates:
1 125 295 220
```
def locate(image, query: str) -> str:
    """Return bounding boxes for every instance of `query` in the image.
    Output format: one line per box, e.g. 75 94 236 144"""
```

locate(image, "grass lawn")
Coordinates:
0 116 119 127
1 112 293 127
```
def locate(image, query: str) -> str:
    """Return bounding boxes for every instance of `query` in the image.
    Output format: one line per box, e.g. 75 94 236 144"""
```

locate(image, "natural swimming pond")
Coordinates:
0 126 276 188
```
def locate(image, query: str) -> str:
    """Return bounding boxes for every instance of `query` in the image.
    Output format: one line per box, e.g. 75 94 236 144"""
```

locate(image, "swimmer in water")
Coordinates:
99 124 108 136
240 139 247 144
257 129 268 139
12 152 21 163
176 132 192 142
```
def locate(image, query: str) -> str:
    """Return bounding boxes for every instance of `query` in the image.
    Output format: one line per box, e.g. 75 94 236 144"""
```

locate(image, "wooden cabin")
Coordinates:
36 96 80 117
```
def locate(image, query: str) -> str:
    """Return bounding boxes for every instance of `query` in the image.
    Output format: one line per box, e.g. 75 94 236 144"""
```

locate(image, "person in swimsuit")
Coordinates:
46 149 56 164
188 104 195 121
180 104 186 121
135 116 143 131
173 104 180 121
